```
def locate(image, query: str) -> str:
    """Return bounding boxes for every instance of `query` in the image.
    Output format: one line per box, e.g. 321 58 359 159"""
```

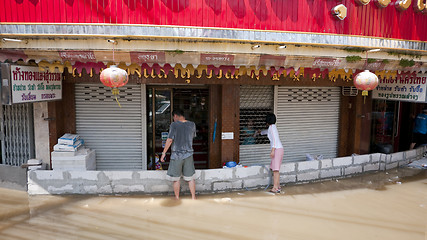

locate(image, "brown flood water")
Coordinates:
1 168 426 240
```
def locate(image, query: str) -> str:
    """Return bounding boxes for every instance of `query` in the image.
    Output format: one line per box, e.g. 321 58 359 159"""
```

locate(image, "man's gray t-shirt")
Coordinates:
168 121 196 160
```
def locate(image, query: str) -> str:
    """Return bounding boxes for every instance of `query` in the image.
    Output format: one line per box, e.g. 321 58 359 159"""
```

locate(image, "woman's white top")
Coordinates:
261 124 283 149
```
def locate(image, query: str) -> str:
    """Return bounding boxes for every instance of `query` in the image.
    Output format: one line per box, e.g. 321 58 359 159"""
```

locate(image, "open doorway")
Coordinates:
147 87 209 170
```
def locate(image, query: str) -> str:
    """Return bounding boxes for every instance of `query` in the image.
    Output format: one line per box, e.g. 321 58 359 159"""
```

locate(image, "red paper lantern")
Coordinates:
354 70 379 97
100 65 129 107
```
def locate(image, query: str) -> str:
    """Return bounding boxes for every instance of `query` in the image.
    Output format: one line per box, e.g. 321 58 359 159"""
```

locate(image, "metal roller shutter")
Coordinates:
239 85 273 166
75 84 146 170
277 87 340 162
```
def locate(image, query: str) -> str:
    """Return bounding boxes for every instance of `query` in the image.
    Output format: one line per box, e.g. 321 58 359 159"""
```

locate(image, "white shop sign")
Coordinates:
222 132 234 140
372 73 427 102
10 65 62 103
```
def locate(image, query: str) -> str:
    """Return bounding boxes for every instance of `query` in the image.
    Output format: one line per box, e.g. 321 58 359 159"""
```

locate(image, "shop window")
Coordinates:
239 86 273 145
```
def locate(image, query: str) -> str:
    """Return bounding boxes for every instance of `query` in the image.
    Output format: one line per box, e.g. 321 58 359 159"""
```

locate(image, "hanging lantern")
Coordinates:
100 65 129 107
354 70 379 103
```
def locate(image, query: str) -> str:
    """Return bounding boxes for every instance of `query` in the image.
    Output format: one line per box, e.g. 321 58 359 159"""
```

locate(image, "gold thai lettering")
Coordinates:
356 0 370 5
332 4 347 20
415 0 427 11
375 0 391 8
396 0 412 11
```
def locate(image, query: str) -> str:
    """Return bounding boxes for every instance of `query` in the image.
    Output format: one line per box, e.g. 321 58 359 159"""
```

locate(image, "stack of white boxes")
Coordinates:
51 134 96 170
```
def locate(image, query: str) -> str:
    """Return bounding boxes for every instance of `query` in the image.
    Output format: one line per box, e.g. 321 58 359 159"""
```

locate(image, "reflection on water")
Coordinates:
1 168 426 240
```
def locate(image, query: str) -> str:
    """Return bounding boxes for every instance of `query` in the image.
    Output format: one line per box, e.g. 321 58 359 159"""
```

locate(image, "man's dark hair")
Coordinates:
172 109 185 117
265 113 276 125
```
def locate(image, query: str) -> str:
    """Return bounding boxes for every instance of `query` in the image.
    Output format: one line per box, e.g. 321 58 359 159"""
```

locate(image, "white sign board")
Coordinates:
221 132 234 140
11 65 62 103
372 73 427 102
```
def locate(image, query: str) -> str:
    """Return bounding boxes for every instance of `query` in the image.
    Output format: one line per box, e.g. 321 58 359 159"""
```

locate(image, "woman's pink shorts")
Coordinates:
270 148 284 171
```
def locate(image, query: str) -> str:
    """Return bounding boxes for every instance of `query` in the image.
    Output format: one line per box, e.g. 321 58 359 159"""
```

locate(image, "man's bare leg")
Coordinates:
188 179 196 200
173 181 180 200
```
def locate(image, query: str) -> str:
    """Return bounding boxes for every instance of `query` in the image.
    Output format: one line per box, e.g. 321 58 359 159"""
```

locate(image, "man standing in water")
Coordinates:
160 109 197 200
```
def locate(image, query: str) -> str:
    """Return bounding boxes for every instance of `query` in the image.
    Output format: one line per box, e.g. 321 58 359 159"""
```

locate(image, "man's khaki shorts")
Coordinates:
166 155 196 181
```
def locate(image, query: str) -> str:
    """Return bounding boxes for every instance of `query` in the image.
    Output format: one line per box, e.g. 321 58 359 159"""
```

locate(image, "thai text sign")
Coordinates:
372 73 427 103
11 65 62 104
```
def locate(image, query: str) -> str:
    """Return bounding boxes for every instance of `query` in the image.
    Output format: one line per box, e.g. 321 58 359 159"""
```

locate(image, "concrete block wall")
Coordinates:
27 148 424 195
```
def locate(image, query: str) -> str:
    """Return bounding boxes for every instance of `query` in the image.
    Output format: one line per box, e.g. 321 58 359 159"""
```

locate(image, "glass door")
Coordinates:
371 100 399 154
147 88 172 170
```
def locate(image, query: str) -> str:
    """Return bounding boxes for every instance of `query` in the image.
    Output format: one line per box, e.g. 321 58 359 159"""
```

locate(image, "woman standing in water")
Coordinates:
260 113 284 193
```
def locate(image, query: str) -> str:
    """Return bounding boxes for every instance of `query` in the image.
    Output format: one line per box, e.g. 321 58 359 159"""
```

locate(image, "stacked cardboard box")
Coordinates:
51 134 96 170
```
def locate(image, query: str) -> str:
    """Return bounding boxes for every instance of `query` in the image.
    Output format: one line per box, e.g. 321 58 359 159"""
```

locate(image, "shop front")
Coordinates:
371 73 427 154
1 0 427 175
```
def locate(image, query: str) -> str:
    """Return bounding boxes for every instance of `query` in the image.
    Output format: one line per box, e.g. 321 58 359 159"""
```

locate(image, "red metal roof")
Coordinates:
1 0 426 42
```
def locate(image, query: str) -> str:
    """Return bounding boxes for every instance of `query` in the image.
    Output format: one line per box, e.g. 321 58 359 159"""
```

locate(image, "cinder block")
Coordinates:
371 153 384 163
83 185 98 194
105 171 133 180
151 184 170 193
194 170 202 180
52 149 96 170
196 183 212 191
97 185 113 194
333 157 352 167
405 150 417 160
213 181 234 191
47 184 74 193
297 160 319 171
70 171 98 181
235 166 262 178
384 155 392 163
281 175 296 184
353 155 370 165
204 168 233 180
297 171 319 182
27 183 50 195
320 169 341 179
320 159 333 169
34 170 64 180
398 159 411 166
113 184 145 193
280 162 296 173
243 178 270 188
390 152 404 163
364 163 380 172
139 170 167 180
416 147 425 157
386 162 399 170
344 166 363 175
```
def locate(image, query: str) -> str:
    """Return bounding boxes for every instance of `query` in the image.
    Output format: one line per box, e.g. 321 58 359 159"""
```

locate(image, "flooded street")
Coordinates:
1 168 426 240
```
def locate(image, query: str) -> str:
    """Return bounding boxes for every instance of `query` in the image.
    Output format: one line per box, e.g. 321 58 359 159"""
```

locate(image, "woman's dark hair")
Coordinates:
265 113 276 125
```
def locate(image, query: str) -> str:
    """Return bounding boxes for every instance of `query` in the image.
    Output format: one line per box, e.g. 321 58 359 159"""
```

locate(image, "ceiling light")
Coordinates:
2 38 23 42
367 49 381 52
251 45 260 50
277 45 287 49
